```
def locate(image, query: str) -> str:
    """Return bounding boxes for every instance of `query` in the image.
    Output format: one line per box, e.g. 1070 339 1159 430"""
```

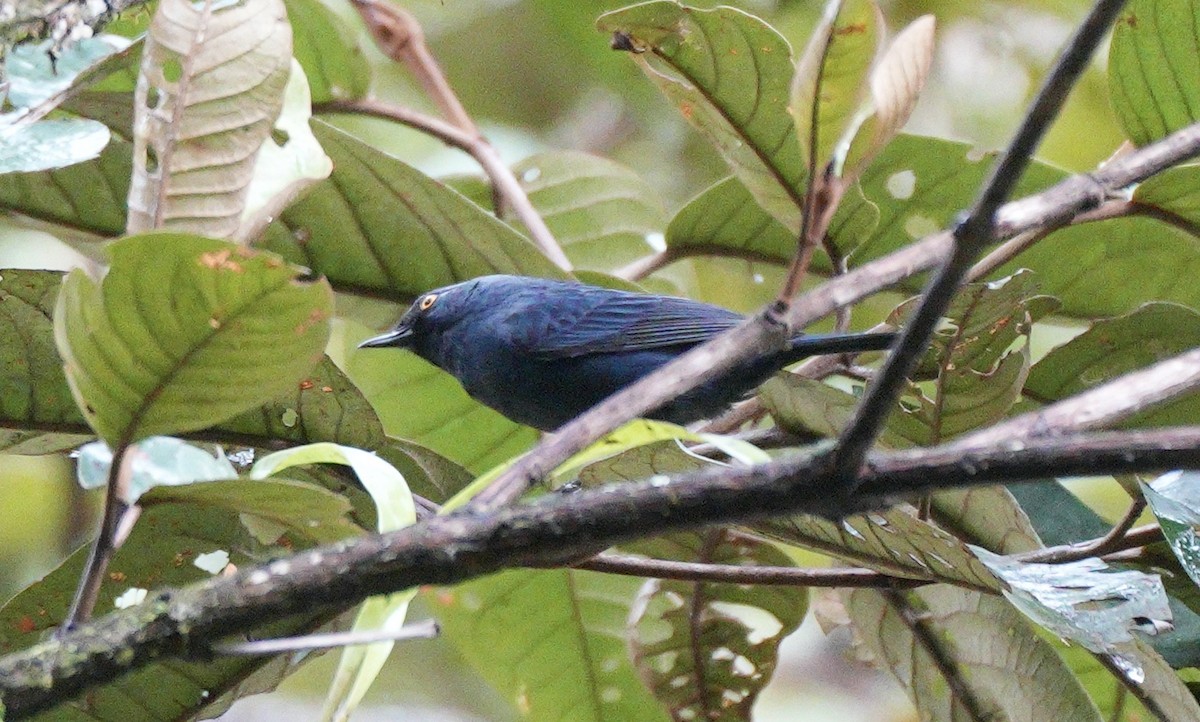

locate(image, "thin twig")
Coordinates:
346 0 572 272
211 619 439 656
63 446 135 630
831 0 1130 482
1017 522 1160 564
576 553 923 588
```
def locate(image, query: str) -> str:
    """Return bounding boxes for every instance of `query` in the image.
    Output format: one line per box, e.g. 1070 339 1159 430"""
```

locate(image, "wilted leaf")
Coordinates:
127 0 292 236
842 15 937 180
973 548 1172 656
55 233 333 446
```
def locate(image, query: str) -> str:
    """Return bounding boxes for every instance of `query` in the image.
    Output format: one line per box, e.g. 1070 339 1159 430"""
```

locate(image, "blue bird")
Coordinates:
359 275 894 431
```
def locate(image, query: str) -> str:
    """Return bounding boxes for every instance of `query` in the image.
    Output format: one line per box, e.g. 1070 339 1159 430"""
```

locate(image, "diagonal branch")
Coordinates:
830 0 1130 481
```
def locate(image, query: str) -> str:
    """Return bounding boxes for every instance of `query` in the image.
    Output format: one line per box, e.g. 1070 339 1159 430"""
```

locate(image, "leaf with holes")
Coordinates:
597 2 805 230
54 232 332 446
628 531 806 721
844 586 1102 722
756 511 1002 591
791 0 882 178
431 568 669 722
886 271 1057 444
1109 0 1200 146
127 0 292 236
258 121 566 299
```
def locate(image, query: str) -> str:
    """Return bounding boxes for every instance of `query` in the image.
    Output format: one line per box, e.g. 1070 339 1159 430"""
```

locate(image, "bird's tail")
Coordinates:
785 331 896 362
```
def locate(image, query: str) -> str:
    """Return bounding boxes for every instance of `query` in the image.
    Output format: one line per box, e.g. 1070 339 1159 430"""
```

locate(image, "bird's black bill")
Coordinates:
358 327 414 349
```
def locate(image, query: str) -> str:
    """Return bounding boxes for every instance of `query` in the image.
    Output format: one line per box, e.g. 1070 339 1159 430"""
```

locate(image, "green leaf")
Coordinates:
0 479 355 721
287 0 371 104
1143 471 1200 591
250 442 416 720
597 2 805 230
843 586 1102 722
0 137 131 236
259 121 567 299
829 135 1063 265
219 355 387 450
1132 164 1200 225
665 177 797 264
55 233 333 446
1026 303 1200 426
0 270 91 453
628 531 806 721
127 0 292 237
431 568 670 722
375 437 475 505
1109 0 1200 146
142 477 362 545
790 0 882 177
507 151 666 273
756 510 1002 591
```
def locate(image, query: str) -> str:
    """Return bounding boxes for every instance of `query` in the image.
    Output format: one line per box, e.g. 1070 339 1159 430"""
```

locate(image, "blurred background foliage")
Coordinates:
0 0 1131 719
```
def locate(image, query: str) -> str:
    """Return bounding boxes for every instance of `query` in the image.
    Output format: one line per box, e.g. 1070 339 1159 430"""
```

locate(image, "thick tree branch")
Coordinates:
2 425 1198 717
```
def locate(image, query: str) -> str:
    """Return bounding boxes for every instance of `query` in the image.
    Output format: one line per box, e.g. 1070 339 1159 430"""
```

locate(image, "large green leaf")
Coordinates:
665 177 797 265
55 233 333 446
127 0 292 237
1026 303 1200 426
287 0 371 104
1109 0 1200 146
259 122 567 299
597 2 805 230
0 270 91 453
507 151 665 273
431 568 669 722
844 587 1102 722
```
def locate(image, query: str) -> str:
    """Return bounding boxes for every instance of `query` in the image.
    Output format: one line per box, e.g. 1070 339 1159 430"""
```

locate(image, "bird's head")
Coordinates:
357 278 487 354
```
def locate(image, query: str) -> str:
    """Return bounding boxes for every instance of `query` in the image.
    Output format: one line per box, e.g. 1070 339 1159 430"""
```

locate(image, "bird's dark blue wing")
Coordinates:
520 292 744 359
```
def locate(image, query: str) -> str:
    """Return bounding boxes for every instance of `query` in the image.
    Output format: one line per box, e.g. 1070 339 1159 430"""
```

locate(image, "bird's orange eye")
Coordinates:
419 294 438 310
